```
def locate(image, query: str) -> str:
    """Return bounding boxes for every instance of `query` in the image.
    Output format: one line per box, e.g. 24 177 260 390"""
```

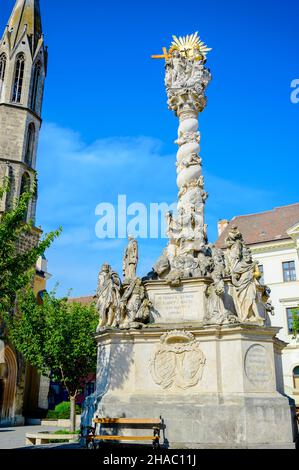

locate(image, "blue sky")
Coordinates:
1 0 298 297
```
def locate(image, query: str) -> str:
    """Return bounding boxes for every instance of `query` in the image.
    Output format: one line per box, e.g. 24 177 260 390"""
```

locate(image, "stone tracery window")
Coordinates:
0 53 6 97
25 123 35 166
30 62 42 112
0 53 6 81
12 53 25 103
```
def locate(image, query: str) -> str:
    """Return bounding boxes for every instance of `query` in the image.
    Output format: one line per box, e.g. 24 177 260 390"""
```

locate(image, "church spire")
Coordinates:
5 0 43 55
0 0 47 223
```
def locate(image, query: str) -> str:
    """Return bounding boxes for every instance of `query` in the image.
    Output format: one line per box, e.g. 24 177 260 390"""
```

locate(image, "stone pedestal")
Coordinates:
95 320 297 448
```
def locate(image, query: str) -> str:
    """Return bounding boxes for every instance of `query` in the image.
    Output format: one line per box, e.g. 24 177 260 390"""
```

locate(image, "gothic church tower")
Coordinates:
0 1 50 425
0 0 47 223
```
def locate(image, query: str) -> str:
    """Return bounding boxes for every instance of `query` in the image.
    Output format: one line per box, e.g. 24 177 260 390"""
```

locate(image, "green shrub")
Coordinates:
48 429 80 443
54 429 80 435
46 410 59 419
46 401 81 420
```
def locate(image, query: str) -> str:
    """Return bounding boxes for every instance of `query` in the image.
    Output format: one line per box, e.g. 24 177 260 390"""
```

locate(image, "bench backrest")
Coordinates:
93 418 161 425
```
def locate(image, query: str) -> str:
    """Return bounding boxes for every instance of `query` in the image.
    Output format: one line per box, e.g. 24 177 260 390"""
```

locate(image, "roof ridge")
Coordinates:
273 202 299 209
230 202 299 220
69 295 93 299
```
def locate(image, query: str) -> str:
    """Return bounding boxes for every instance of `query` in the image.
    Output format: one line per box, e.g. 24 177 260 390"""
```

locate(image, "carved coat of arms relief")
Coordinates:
150 331 206 390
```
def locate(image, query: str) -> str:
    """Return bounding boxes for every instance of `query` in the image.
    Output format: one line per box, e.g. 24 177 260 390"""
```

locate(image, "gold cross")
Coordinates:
151 47 171 60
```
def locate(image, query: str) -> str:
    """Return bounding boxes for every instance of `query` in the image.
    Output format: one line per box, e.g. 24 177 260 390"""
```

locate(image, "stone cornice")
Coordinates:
250 240 295 254
144 277 213 289
0 158 37 174
221 239 295 254
279 296 299 304
95 323 282 343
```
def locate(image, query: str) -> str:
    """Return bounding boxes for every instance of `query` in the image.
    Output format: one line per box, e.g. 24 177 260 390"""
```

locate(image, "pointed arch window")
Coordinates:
31 62 42 112
20 172 31 221
20 172 31 195
0 53 6 97
25 123 35 166
12 53 25 103
0 53 6 81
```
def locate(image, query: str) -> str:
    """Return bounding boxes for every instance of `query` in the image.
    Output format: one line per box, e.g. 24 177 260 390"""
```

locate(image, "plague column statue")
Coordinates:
152 33 212 286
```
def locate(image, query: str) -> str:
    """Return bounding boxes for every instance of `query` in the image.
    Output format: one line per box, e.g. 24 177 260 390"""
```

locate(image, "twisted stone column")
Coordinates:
155 34 212 281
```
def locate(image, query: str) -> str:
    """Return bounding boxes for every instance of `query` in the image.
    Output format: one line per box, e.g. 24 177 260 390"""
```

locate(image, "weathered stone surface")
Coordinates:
93 324 297 448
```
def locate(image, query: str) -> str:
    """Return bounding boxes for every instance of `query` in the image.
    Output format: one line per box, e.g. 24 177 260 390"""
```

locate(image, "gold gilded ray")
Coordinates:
152 32 212 61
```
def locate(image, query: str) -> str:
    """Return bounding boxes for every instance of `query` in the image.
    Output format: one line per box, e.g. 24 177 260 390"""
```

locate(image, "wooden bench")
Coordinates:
26 432 78 446
84 417 162 449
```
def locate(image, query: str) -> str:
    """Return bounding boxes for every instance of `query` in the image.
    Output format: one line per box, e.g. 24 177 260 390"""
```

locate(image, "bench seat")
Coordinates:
26 433 78 446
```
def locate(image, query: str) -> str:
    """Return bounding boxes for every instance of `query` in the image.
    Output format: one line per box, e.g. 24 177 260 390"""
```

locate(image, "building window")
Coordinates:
20 172 31 221
258 264 264 284
293 366 299 391
0 53 6 81
286 307 299 334
24 123 35 166
0 53 6 97
5 168 14 212
30 62 41 112
12 53 25 103
282 261 296 282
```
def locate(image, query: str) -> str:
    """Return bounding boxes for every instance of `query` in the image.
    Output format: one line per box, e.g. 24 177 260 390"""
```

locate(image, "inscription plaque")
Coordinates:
245 344 272 387
149 289 204 323
145 280 209 324
155 292 195 319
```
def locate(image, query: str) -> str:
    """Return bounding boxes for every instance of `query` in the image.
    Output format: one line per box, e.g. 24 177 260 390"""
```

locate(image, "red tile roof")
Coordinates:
216 203 299 248
68 295 95 305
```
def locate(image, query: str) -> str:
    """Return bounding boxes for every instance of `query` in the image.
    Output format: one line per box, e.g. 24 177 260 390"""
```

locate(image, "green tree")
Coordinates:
8 289 98 432
291 306 299 337
0 182 60 321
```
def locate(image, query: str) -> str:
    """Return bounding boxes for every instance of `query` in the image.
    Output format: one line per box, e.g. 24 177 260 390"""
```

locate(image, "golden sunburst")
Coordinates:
169 32 212 59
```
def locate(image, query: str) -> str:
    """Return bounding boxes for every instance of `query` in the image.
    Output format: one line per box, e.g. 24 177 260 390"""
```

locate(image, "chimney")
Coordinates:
218 219 229 237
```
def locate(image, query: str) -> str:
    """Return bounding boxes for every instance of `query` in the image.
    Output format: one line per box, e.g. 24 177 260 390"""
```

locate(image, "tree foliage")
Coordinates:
291 306 299 337
0 182 61 319
8 289 98 398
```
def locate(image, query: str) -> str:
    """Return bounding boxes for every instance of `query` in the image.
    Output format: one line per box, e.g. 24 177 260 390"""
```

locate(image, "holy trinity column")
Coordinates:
152 33 212 283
